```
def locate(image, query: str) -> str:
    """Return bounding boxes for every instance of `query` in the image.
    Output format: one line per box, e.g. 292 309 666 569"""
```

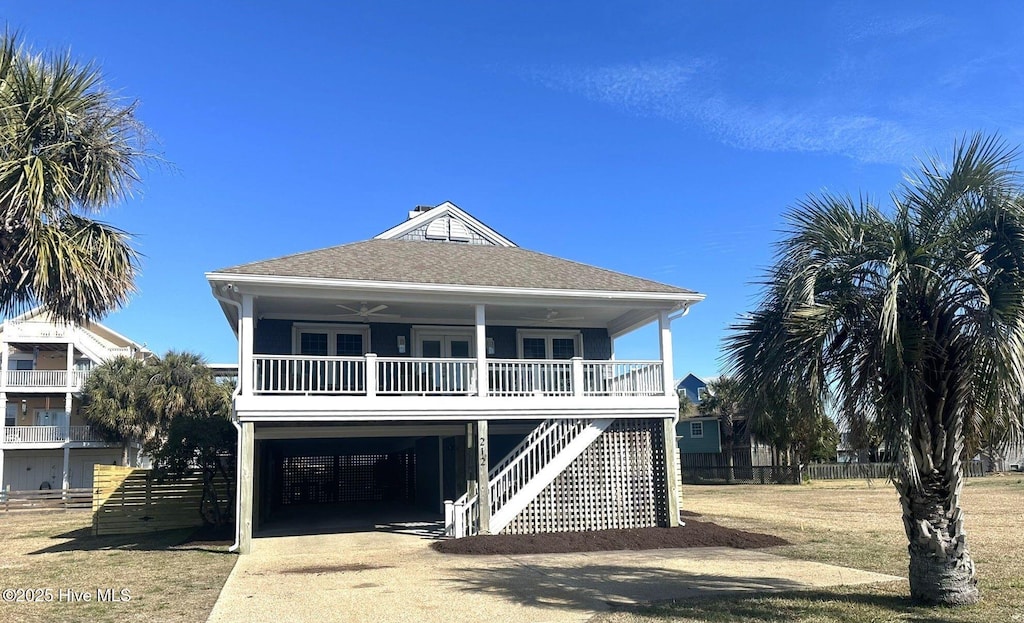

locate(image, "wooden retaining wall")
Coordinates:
1 487 93 511
92 465 233 536
504 418 668 534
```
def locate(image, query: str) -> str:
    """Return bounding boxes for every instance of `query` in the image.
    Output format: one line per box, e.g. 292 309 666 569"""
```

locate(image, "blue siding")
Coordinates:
368 323 411 357
676 417 721 453
253 320 613 360
676 374 707 404
254 319 293 355
582 328 612 359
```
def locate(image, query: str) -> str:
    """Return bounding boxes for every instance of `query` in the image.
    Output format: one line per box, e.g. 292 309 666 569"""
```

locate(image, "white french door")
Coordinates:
419 336 472 359
416 331 474 393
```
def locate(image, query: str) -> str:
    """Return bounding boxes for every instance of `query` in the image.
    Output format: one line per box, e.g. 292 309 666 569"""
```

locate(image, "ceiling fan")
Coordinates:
519 309 585 324
330 302 401 321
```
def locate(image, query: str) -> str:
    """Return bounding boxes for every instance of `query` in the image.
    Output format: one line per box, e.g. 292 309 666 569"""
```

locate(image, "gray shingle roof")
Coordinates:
212 239 695 295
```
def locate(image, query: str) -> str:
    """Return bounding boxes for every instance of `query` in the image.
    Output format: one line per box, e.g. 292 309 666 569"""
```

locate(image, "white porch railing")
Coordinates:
583 361 663 396
2 425 105 444
250 355 663 398
7 370 66 388
487 360 574 396
376 357 476 395
3 369 90 389
253 355 366 394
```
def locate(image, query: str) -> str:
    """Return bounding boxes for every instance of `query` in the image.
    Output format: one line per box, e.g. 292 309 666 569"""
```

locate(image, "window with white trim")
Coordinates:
292 324 370 356
690 421 704 438
516 330 583 360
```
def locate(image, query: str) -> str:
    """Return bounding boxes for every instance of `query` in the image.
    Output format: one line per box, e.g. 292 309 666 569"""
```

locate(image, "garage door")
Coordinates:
278 451 416 506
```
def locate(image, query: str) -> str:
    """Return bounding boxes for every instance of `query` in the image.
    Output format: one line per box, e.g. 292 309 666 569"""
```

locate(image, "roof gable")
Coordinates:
374 202 516 247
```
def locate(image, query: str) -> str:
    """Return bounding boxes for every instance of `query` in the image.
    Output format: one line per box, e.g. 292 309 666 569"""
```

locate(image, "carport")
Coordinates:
251 422 533 536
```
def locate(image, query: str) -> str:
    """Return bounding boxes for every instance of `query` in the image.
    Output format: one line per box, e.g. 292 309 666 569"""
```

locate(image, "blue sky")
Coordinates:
6 2 1024 379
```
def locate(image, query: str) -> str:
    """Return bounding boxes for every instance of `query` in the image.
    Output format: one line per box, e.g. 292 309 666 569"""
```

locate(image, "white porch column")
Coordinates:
1 339 9 393
0 448 5 493
658 310 681 527
66 343 74 388
65 343 75 440
474 304 487 397
0 392 6 450
658 310 675 397
64 392 73 440
1 336 6 453
238 421 255 554
62 446 70 491
476 419 490 535
240 294 255 397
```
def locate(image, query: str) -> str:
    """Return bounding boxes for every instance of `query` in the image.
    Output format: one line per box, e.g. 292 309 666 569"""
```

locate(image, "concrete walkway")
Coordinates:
206 525 901 623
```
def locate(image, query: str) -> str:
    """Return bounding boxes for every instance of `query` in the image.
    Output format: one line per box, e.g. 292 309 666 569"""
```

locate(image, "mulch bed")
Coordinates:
432 513 789 555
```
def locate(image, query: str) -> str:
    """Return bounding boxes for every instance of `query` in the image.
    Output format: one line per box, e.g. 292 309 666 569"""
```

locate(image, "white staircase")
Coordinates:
445 417 614 537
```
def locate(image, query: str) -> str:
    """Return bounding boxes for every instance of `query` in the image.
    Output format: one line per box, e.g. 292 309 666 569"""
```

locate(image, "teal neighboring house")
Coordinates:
677 415 721 454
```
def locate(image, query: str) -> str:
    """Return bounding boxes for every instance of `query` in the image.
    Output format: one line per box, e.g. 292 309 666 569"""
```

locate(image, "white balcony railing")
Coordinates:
377 357 476 395
253 355 366 394
487 360 574 397
251 355 664 398
2 425 106 444
3 369 90 389
583 361 664 396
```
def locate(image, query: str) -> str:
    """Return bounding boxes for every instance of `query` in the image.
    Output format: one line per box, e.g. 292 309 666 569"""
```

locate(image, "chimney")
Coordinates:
408 204 434 220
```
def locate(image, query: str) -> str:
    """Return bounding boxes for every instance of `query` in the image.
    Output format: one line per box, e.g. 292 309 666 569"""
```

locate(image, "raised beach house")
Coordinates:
207 202 704 552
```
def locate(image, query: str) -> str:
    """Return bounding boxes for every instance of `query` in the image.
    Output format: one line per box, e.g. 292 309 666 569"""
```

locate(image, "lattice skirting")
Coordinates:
503 418 669 534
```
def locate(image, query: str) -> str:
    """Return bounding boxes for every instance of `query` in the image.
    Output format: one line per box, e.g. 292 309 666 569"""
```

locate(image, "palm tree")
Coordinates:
725 134 1024 606
142 351 228 440
80 356 150 466
0 32 147 324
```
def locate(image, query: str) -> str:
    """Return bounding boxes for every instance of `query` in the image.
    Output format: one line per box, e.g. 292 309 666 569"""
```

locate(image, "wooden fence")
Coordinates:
92 465 233 536
681 465 801 485
804 461 986 481
1 487 93 511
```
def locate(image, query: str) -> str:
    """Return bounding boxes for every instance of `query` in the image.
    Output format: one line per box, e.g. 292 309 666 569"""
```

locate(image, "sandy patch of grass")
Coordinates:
0 511 236 623
593 476 1024 623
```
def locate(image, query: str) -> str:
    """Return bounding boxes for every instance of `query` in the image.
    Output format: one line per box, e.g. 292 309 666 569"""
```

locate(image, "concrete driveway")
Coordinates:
206 522 901 623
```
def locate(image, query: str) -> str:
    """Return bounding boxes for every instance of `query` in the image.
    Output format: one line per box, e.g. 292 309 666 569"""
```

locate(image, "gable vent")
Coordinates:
425 217 449 240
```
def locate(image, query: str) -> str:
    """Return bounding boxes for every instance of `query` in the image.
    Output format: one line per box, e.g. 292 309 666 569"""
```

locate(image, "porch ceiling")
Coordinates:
254 296 651 330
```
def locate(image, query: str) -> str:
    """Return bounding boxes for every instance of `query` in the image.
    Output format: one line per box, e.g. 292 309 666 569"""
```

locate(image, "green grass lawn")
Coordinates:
0 512 236 623
595 475 1024 623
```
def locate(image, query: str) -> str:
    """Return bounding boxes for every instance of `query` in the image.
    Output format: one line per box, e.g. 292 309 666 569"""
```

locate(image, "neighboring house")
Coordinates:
675 372 709 404
979 442 1024 473
835 431 858 463
677 413 772 469
207 201 705 552
0 309 151 492
677 416 721 454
